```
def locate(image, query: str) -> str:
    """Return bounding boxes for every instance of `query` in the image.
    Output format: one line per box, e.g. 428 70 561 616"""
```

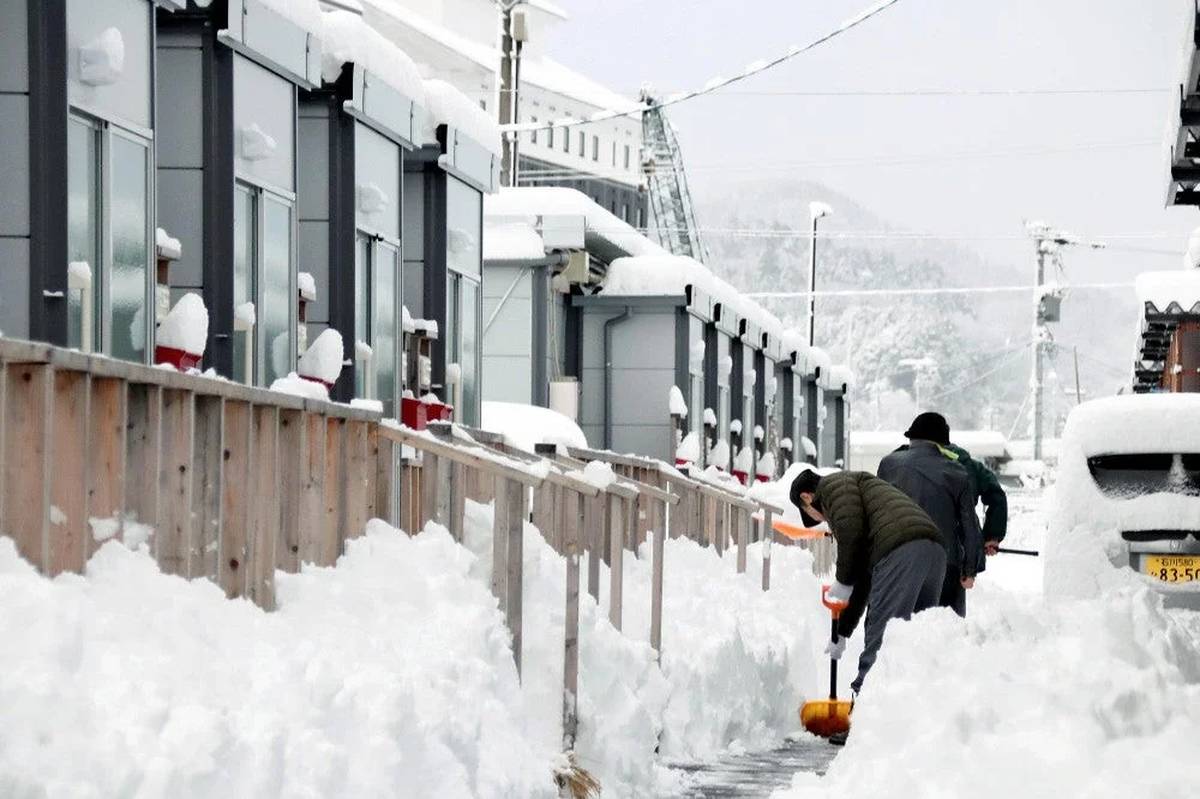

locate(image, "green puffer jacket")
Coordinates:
943 443 1008 545
814 471 943 637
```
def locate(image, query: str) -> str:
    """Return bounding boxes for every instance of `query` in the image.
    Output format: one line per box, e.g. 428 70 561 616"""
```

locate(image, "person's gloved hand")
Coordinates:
824 636 847 660
822 581 852 615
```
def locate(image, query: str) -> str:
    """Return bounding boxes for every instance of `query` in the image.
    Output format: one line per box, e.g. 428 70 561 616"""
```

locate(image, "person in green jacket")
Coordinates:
790 469 946 696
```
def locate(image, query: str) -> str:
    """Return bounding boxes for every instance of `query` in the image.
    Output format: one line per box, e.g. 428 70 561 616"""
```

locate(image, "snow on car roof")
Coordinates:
1061 394 1200 457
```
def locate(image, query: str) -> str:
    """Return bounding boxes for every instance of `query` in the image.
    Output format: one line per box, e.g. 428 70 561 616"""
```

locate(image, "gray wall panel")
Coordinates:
0 96 30 236
402 171 423 261
297 109 329 221
299 221 329 324
0 0 29 93
0 238 30 338
481 355 530 404
67 0 152 129
155 168 204 287
612 424 671 462
610 367 674 426
155 45 203 169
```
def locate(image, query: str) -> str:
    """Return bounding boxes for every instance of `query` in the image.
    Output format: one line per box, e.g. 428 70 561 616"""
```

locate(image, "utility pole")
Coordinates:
808 202 832 347
1024 220 1104 461
497 2 528 188
1073 346 1083 405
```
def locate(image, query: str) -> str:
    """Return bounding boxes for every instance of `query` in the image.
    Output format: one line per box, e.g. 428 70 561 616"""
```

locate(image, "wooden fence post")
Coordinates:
374 429 396 526
86 377 126 558
192 395 224 581
736 506 748 575
322 417 344 565
650 493 666 659
4 364 51 570
220 400 252 598
608 493 624 631
344 420 371 546
562 490 582 750
157 388 195 577
420 452 440 530
585 494 602 601
762 508 774 591
125 383 161 535
249 405 280 609
297 412 326 565
492 476 526 674
276 409 304 573
49 369 88 575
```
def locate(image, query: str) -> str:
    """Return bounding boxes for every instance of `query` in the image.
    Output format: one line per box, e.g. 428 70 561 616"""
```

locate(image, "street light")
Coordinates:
807 201 832 347
497 1 531 188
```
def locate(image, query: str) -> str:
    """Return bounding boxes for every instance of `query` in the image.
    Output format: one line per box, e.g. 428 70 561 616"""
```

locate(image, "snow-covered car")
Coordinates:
1049 394 1200 597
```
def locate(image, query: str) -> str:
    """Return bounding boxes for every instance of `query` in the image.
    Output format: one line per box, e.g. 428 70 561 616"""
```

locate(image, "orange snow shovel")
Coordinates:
799 585 852 738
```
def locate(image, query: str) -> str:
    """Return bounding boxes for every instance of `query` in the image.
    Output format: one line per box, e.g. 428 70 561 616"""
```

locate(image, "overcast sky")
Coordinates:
546 0 1199 286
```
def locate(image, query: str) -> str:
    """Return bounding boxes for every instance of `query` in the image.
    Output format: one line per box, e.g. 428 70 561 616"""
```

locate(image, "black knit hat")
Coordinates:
904 412 950 446
789 469 823 511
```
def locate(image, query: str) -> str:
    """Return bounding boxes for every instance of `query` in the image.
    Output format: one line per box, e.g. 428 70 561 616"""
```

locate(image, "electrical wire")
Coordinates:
745 282 1133 299
923 345 1031 403
499 0 906 134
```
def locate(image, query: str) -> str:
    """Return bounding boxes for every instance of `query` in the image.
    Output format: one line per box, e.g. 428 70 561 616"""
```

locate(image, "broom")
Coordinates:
554 752 601 799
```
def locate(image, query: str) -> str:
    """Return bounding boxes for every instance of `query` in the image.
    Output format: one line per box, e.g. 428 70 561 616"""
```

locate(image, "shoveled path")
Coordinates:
662 737 838 798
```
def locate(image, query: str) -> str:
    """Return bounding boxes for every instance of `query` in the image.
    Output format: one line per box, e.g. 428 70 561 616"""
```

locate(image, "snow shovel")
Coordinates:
799 586 852 738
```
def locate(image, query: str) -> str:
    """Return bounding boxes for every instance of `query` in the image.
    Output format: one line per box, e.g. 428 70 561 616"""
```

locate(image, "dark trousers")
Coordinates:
939 565 967 618
851 539 947 694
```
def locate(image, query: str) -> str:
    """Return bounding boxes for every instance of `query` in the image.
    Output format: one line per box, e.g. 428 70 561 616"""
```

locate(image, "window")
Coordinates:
624 145 631 170
445 177 483 425
66 113 151 362
562 126 570 153
233 182 295 386
354 233 401 415
547 126 555 149
592 135 599 161
530 117 538 144
577 131 584 156
447 178 482 277
622 204 629 224
612 140 617 167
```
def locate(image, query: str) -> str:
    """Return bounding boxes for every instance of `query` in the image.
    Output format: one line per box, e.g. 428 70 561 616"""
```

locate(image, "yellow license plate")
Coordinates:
1144 555 1200 583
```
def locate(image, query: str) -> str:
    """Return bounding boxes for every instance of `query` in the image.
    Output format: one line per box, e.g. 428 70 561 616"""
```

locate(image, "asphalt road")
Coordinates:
662 737 838 798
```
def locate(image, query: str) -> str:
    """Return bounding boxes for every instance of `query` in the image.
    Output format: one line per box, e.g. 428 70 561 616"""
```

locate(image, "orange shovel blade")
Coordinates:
799 699 852 738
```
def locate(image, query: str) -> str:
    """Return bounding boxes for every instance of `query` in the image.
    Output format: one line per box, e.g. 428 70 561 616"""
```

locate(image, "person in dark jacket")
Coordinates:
878 413 984 617
790 469 946 695
944 441 1008 562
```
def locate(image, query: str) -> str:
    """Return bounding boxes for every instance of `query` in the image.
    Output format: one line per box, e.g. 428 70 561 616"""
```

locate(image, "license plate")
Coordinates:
1144 555 1200 583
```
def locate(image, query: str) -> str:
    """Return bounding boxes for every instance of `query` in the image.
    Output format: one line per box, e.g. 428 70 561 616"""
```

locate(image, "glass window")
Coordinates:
612 140 617 167
460 278 479 426
592 135 599 161
624 145 631 170
354 233 370 396
67 117 99 351
262 196 292 385
547 127 554 149
530 117 538 144
375 241 399 416
446 178 482 277
577 131 584 156
109 134 149 362
562 126 570 153
232 186 256 383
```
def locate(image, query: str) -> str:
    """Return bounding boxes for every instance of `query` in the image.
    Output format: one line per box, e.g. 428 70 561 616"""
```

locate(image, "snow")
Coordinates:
297 271 317 302
269 371 330 400
600 254 709 297
297 328 345 385
518 55 642 118
689 340 706 371
78 27 124 87
730 419 743 435
320 9 425 102
753 424 764 441
155 293 208 356
401 304 416 334
668 385 688 417
780 437 793 451
800 436 817 458
1135 269 1200 313
703 408 717 427
483 221 545 261
579 460 618 491
354 339 373 360
155 227 182 260
67 261 92 289
1187 226 1200 269
676 431 701 463
421 78 501 154
480 400 588 454
709 440 730 468
805 346 833 379
827 364 854 391
258 0 324 35
733 446 753 473
809 201 833 221
233 301 256 329
756 451 776 478
486 188 664 259
1048 394 1200 599
349 398 384 413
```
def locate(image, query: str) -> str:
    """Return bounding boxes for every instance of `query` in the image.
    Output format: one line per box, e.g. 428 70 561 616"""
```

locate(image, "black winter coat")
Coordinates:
812 470 942 637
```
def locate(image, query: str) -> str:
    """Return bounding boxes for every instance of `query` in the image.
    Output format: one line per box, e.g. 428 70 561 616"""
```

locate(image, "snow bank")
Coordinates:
0 526 558 798
1048 394 1200 598
269 371 331 400
1135 269 1200 314
776 589 1200 799
481 401 587 454
320 9 425 102
155 293 208 356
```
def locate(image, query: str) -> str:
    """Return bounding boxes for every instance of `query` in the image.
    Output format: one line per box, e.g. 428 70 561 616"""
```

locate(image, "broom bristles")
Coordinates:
554 752 601 799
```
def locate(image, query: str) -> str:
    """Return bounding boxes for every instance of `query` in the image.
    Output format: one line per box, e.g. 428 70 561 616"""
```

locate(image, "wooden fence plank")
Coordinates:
4 364 51 570
362 421 378 524
276 409 304 574
249 405 280 608
192 395 223 581
344 420 370 544
420 453 440 530
562 490 582 750
584 494 602 601
736 507 748 574
492 476 510 615
650 494 666 658
125 383 161 534
86 377 126 557
220 400 252 598
374 430 395 526
608 494 624 631
323 417 344 565
504 478 526 674
297 413 326 565
157 389 195 577
48 369 88 575
761 509 774 591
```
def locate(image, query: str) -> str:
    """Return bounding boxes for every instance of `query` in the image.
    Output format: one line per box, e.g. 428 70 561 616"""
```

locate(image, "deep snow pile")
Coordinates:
775 588 1200 799
0 526 558 798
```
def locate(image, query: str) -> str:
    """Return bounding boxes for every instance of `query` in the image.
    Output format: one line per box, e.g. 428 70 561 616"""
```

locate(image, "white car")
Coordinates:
1050 394 1200 597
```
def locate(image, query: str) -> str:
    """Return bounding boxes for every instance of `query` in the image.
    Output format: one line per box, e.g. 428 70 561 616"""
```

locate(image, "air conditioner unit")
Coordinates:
558 250 591 284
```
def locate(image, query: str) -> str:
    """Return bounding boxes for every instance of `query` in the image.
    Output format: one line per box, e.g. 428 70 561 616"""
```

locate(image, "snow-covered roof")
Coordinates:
483 221 545 261
485 187 662 262
825 364 854 392
1135 269 1200 315
805 346 833 379
363 0 497 72
320 9 425 102
602 255 709 297
260 0 324 35
420 78 501 154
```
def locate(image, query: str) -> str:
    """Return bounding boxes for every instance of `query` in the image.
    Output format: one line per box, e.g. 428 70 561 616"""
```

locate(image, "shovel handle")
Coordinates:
829 616 839 701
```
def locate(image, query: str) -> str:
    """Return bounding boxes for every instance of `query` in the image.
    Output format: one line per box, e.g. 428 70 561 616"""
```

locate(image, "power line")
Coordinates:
603 87 1171 98
924 345 1030 403
554 225 1184 245
499 0 906 134
745 282 1133 299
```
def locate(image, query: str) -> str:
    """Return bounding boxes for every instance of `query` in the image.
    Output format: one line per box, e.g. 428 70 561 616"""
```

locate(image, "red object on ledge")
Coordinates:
154 345 202 371
731 469 749 486
401 396 454 430
298 374 336 392
754 473 771 484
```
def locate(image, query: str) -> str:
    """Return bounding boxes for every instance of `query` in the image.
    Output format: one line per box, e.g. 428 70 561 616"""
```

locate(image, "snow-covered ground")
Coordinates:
774 486 1200 799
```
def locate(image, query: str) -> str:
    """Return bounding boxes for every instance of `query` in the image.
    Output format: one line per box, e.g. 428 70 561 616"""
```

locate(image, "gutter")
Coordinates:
603 307 634 449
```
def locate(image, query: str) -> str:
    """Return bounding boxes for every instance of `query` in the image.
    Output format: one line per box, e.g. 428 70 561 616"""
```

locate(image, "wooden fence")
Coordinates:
0 336 834 756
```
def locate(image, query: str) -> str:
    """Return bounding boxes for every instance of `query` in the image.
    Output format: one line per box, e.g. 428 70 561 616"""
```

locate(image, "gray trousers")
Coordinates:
851 538 947 694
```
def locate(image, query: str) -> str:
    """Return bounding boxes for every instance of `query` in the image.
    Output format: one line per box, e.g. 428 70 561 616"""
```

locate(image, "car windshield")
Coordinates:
1087 453 1200 498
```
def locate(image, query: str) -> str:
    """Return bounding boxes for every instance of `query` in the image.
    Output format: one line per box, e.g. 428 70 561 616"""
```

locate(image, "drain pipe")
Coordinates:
603 307 634 449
